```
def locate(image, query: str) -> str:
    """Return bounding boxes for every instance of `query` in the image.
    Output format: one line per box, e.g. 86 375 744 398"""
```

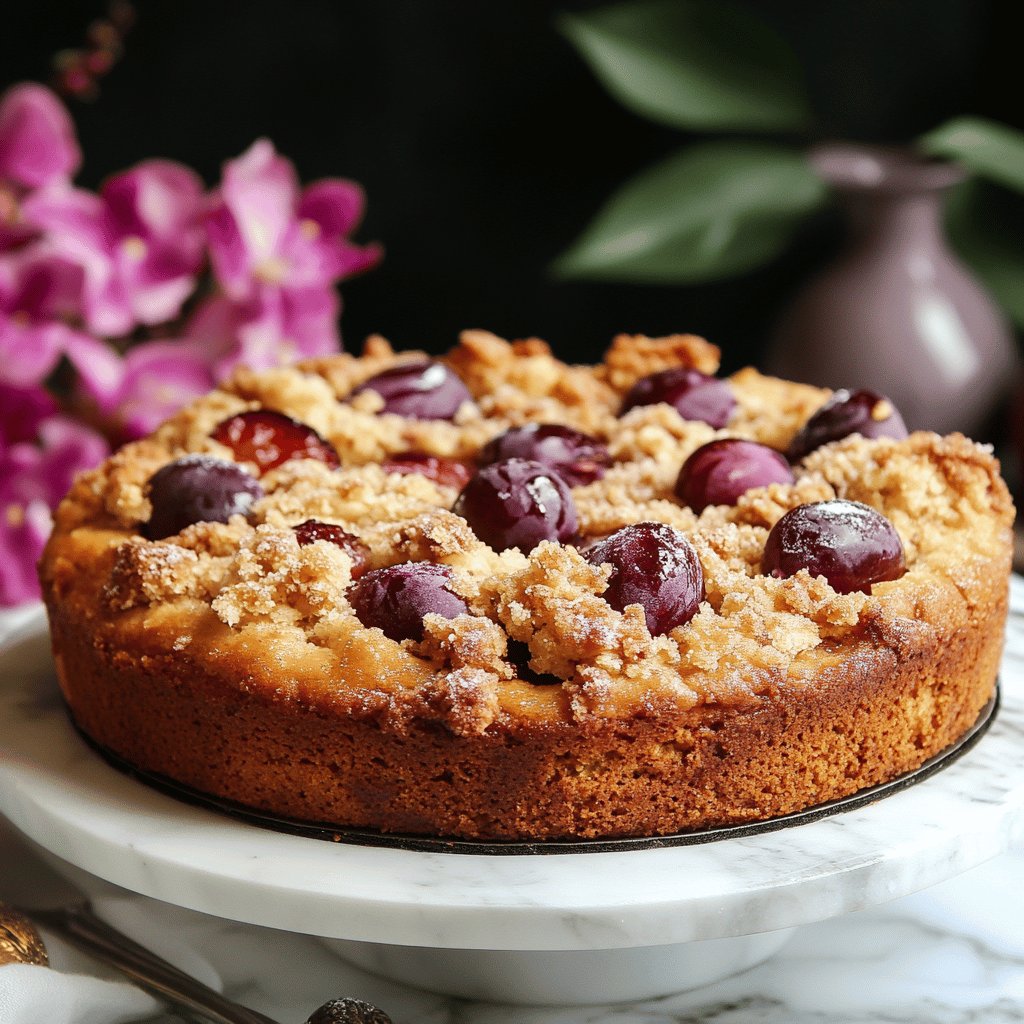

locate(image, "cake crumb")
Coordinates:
599 333 721 391
413 667 501 736
416 612 512 677
211 524 355 628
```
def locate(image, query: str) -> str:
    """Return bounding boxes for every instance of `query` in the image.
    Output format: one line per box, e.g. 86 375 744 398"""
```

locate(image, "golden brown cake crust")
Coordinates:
39 331 1015 840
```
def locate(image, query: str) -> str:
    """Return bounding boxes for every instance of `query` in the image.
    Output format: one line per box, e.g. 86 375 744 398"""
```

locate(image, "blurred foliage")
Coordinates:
920 116 1024 194
556 0 1024 329
557 0 811 134
945 180 1024 329
552 141 826 282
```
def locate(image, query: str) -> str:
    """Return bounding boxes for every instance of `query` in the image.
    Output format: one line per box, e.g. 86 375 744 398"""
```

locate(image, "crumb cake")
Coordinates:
39 331 1014 841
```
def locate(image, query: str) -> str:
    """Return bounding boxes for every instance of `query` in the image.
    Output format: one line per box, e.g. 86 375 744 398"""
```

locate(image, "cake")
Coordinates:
39 330 1014 841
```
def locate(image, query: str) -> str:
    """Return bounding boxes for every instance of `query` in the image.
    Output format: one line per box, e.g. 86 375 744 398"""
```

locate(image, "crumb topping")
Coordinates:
44 330 1014 733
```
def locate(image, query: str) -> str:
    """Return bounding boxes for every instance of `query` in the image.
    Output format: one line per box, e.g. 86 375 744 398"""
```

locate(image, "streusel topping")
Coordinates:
50 330 1014 734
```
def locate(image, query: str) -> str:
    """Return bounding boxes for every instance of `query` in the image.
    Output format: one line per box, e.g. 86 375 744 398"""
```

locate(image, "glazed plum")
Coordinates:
293 520 370 578
787 389 908 462
143 455 263 539
676 439 794 512
352 361 471 420
382 453 473 490
480 424 611 486
211 410 339 473
621 367 735 428
585 522 704 635
762 499 906 594
453 458 577 553
348 562 468 643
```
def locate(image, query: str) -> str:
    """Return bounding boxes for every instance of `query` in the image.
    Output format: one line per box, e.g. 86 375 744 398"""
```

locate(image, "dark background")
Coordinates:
2 1 1020 370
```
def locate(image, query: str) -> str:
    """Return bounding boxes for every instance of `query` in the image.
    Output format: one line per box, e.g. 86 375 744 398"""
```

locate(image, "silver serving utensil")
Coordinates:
13 900 392 1024
0 832 391 1024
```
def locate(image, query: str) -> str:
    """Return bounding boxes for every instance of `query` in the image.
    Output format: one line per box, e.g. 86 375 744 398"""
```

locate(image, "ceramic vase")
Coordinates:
766 144 1017 435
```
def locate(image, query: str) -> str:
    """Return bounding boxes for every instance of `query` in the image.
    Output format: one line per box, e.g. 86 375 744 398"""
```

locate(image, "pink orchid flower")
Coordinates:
23 159 206 336
0 382 57 447
0 248 121 403
0 83 81 251
0 412 108 606
196 139 380 374
80 337 216 441
187 284 341 377
207 139 380 301
0 251 87 386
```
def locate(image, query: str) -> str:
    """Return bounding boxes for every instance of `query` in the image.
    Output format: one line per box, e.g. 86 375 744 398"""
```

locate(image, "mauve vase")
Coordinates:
766 144 1017 436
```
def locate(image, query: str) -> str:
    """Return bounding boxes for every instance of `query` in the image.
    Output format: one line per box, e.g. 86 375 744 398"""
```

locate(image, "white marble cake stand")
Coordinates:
2 585 1024 1006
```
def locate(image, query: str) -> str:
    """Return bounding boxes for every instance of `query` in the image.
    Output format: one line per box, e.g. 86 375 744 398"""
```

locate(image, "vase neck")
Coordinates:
839 189 947 251
810 143 962 253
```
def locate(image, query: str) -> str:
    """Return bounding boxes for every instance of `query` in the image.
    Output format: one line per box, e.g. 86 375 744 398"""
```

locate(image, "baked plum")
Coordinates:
348 562 467 642
453 458 578 553
585 521 705 635
143 456 264 539
352 361 471 420
211 410 339 473
293 520 370 578
787 389 907 462
621 367 735 428
762 499 906 594
480 424 610 486
676 439 794 511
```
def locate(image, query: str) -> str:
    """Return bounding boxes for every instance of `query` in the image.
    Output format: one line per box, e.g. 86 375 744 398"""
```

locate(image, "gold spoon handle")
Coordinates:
0 904 48 966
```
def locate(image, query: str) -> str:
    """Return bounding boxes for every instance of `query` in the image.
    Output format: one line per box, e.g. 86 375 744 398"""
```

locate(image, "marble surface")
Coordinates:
1 817 1023 1023
2 582 1024 1018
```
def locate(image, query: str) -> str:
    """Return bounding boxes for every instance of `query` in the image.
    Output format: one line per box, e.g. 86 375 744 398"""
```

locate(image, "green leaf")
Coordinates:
552 140 826 284
920 116 1024 195
557 0 812 134
945 179 1024 329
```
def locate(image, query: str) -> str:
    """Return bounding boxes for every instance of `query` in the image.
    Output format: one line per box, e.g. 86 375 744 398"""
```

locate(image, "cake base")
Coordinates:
45 571 1006 841
71 689 999 854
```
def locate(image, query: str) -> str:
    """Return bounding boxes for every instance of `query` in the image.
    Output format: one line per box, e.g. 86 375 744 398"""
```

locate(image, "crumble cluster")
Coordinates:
61 330 1014 734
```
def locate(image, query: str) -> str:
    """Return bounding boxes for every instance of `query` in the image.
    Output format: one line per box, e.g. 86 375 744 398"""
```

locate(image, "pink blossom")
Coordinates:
82 337 215 441
0 83 80 252
0 382 57 446
0 412 108 606
0 83 80 189
187 285 340 377
23 159 206 336
198 139 380 373
207 139 380 299
0 249 119 403
0 251 86 386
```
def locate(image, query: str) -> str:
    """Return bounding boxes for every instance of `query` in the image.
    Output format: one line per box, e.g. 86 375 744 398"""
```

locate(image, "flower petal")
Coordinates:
204 284 340 377
298 179 366 237
0 496 50 605
64 330 126 409
0 382 56 446
0 83 81 190
0 315 65 386
0 411 107 605
185 294 247 375
208 139 299 291
106 339 215 439
0 246 85 320
35 414 110 504
102 160 205 247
